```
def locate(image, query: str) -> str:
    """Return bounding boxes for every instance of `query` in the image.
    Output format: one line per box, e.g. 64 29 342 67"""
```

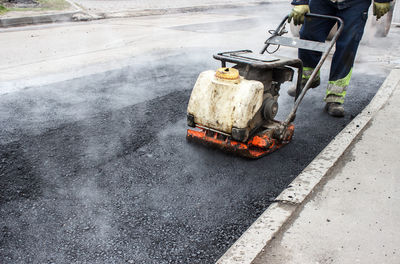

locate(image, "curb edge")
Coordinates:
0 0 286 27
81 0 284 19
216 68 400 264
0 0 81 28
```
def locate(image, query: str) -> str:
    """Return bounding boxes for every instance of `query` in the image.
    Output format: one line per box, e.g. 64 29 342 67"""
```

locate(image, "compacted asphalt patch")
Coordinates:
0 49 384 263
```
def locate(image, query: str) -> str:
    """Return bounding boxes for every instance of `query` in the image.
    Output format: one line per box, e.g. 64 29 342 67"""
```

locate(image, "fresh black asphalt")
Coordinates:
0 47 384 263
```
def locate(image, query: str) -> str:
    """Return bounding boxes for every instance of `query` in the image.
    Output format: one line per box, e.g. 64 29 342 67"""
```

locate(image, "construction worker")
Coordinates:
287 0 391 117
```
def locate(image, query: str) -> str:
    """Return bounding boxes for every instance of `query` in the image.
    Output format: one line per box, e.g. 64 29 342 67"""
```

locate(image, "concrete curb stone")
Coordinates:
0 0 83 27
0 0 286 27
216 68 400 264
99 0 285 19
0 11 79 27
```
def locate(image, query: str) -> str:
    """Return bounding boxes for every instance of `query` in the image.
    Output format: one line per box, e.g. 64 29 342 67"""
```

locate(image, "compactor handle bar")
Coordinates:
260 14 289 55
264 13 344 140
261 13 344 56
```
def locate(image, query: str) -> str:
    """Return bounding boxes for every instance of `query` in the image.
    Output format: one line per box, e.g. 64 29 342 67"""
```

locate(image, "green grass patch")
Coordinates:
0 4 8 15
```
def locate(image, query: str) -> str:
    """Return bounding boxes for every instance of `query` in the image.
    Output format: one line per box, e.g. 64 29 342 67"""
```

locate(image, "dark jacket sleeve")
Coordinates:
291 0 309 5
374 0 392 3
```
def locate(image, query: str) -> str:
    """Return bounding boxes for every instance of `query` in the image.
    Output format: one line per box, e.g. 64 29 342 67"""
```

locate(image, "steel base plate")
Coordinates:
186 124 295 159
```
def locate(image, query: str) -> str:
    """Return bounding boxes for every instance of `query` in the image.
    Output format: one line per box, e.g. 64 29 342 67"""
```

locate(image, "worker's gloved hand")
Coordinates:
373 2 390 20
288 5 310 26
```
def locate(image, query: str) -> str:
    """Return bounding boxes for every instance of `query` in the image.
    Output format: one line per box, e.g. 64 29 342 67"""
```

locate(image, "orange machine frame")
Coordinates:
186 124 294 159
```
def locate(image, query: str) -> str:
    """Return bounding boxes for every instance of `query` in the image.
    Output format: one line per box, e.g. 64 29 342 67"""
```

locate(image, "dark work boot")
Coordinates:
287 76 320 97
324 102 345 117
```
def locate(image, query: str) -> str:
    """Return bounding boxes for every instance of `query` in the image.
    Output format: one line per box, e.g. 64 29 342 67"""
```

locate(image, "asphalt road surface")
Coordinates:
0 17 385 264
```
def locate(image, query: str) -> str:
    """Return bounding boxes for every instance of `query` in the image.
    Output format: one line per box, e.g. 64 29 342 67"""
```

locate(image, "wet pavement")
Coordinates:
0 48 384 263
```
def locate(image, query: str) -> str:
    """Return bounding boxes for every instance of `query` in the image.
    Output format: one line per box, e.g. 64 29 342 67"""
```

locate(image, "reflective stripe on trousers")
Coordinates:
324 68 352 104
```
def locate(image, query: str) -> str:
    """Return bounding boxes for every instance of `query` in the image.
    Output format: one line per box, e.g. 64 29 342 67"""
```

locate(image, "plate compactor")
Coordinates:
186 14 343 158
